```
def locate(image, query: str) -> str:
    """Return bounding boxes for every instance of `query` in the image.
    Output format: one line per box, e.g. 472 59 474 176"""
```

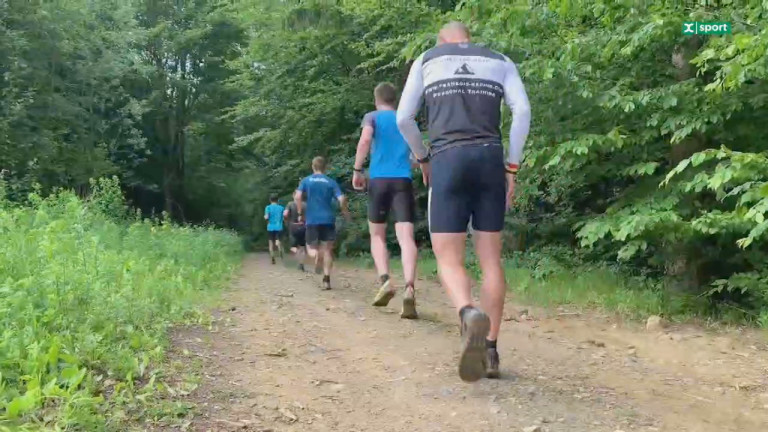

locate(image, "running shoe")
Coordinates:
298 263 305 272
400 285 418 319
271 256 276 265
322 275 331 290
371 275 395 307
485 347 500 379
458 307 491 382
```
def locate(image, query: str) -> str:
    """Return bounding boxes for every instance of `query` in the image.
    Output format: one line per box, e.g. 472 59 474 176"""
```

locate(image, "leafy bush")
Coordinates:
0 180 242 430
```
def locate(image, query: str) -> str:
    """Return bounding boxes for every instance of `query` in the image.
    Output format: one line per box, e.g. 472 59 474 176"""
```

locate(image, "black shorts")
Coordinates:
306 224 336 245
368 178 415 223
291 225 306 247
267 230 282 241
429 143 506 233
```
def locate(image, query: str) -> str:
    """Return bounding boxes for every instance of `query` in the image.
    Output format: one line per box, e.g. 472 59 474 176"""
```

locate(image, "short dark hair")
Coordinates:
374 82 397 105
269 193 278 202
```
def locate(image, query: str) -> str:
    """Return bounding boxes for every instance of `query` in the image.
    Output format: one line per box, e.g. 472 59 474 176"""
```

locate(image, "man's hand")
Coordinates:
505 172 516 211
420 162 431 187
352 170 366 191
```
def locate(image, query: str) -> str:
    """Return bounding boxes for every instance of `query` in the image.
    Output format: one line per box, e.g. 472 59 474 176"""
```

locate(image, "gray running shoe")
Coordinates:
485 348 500 379
372 276 395 307
458 307 491 382
400 285 418 319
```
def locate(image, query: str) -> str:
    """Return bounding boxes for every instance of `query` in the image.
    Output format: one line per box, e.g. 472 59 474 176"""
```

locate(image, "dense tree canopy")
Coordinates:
3 0 768 315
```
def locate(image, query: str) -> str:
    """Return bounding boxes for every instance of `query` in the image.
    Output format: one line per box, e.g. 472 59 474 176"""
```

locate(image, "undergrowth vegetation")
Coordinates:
0 178 242 430
356 243 762 327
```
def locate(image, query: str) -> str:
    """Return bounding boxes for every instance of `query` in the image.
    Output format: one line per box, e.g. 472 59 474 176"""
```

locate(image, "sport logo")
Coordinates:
682 21 731 35
454 63 475 75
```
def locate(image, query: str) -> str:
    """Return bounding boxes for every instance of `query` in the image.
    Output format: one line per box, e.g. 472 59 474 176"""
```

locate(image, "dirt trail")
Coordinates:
162 254 768 432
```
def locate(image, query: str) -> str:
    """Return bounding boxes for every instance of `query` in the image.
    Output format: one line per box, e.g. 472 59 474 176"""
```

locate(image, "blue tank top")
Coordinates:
361 110 412 179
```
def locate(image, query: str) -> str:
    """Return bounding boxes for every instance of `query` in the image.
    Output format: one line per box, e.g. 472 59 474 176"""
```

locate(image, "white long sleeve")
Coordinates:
502 59 531 166
396 55 429 160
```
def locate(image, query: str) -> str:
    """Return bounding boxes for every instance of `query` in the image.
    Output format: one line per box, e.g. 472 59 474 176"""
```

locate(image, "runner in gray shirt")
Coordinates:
396 21 531 382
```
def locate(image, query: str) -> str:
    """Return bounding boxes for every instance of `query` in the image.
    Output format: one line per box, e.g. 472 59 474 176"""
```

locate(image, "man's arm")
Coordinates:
333 181 349 217
503 59 532 170
295 180 306 216
354 114 374 170
294 191 303 215
396 55 429 160
264 205 269 221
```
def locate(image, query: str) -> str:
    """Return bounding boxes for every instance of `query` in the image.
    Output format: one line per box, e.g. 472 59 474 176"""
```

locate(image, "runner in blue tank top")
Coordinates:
352 82 419 319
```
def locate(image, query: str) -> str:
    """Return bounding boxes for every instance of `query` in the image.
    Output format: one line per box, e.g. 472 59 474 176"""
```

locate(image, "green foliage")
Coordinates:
438 1 768 311
0 180 241 429
4 0 768 318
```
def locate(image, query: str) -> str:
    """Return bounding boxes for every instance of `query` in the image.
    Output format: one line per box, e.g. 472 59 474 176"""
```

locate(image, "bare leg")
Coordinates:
369 222 389 278
268 239 275 257
431 232 472 311
432 231 489 382
276 239 283 256
395 222 417 288
396 222 419 319
322 241 334 276
473 231 506 341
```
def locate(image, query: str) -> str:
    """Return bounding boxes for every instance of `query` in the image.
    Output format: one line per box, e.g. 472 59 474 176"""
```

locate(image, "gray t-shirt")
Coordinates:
285 202 303 229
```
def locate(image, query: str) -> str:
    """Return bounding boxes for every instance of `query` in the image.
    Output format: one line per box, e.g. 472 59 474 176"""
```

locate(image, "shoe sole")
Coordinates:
486 369 500 379
400 296 418 319
372 280 395 307
459 311 491 383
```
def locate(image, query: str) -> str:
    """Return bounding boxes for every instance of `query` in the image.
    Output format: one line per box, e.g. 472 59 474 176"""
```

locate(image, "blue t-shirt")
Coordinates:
264 203 285 232
297 174 343 225
361 110 412 179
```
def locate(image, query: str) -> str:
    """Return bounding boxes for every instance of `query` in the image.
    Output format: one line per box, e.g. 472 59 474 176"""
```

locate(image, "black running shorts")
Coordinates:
291 225 306 247
306 224 336 245
267 230 282 241
368 178 415 224
429 143 506 233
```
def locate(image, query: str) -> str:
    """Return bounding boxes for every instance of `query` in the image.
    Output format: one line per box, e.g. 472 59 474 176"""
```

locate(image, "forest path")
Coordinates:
160 254 768 432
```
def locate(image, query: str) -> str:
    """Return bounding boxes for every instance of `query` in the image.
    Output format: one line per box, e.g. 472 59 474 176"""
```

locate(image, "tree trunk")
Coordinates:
666 35 706 291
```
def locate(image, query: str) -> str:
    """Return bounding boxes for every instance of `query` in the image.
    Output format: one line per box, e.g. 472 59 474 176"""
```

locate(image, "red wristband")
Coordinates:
505 163 519 174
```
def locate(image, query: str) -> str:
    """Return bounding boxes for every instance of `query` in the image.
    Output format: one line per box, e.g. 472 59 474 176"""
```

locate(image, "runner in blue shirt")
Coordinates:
352 82 419 319
295 156 349 290
264 194 285 264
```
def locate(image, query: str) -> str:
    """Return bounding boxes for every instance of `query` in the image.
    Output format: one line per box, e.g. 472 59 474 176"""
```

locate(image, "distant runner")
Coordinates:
284 182 307 272
295 157 350 290
396 22 531 381
264 194 285 265
353 82 419 319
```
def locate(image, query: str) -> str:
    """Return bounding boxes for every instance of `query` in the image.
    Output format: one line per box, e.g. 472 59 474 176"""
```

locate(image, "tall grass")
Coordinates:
351 246 707 324
0 179 242 430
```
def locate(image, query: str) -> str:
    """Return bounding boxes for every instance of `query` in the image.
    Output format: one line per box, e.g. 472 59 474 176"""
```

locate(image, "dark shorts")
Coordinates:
368 178 415 224
291 225 306 247
267 230 282 241
306 224 336 245
429 143 506 233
